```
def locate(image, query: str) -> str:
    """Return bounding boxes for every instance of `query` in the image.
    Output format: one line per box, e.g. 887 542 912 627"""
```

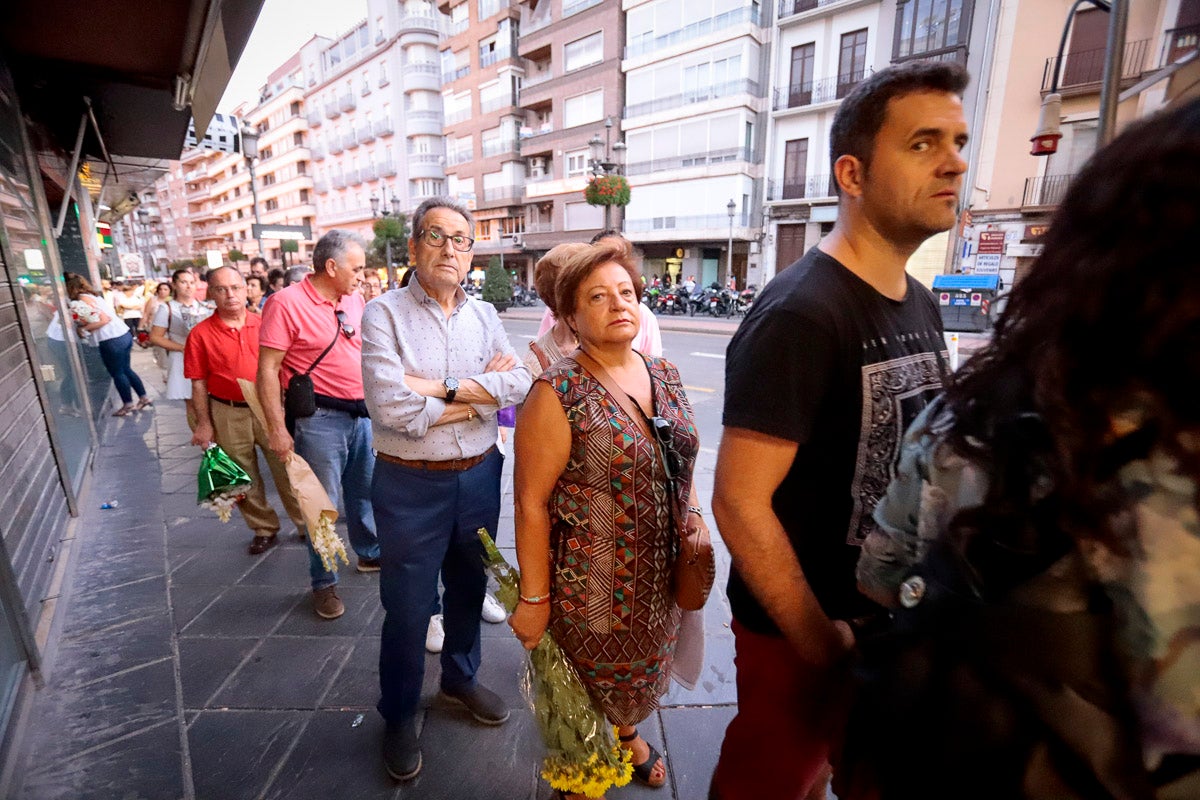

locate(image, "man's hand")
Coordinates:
484 352 516 373
267 426 293 462
191 421 215 448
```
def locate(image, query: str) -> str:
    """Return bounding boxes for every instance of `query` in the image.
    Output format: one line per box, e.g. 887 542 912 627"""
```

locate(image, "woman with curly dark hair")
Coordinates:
850 98 1200 800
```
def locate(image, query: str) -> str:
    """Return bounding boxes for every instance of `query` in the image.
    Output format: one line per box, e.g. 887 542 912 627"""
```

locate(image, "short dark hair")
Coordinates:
588 229 622 245
249 256 268 269
555 238 643 325
267 268 285 285
411 197 476 241
829 61 970 178
171 268 191 284
246 275 266 292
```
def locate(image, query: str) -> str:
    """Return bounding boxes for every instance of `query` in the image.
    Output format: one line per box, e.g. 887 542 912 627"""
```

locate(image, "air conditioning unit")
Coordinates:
529 156 546 177
511 233 523 246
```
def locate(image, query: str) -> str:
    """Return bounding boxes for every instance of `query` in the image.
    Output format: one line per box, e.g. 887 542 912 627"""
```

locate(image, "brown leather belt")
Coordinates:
376 445 495 472
209 394 250 408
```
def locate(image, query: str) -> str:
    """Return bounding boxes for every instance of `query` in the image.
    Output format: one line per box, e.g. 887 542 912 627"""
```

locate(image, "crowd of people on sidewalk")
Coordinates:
89 60 1198 799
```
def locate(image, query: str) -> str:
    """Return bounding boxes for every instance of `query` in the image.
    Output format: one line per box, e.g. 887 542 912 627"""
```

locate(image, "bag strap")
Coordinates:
304 309 343 377
573 349 652 439
530 340 551 371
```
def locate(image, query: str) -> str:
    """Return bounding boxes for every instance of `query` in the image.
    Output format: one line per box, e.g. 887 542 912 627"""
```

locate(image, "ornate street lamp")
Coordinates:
587 117 627 231
726 199 736 287
240 124 266 260
369 185 403 288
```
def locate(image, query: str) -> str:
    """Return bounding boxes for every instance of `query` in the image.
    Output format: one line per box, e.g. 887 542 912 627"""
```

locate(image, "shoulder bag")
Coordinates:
284 310 342 425
574 350 715 610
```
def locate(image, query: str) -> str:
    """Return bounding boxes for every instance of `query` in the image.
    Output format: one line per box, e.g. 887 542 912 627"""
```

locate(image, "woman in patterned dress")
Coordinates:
511 238 709 799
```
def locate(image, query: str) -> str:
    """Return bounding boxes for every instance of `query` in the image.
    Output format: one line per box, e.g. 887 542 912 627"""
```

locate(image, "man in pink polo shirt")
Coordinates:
257 230 380 620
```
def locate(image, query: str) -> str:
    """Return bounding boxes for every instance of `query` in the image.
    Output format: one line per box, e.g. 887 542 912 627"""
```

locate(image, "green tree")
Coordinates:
228 248 245 265
370 215 409 269
280 239 299 266
481 256 512 308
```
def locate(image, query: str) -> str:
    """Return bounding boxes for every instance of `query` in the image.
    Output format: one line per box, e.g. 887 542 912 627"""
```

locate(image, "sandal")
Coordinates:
136 397 154 410
112 404 136 417
619 729 667 788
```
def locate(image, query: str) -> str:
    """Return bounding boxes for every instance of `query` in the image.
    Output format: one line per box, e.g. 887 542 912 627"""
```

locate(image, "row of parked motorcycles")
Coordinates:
643 284 757 317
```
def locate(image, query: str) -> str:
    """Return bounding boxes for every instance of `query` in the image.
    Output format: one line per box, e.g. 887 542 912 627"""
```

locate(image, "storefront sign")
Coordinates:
978 231 1006 254
974 254 1002 275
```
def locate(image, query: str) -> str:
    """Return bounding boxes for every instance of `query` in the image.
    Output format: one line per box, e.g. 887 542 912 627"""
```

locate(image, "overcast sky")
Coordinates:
220 0 369 111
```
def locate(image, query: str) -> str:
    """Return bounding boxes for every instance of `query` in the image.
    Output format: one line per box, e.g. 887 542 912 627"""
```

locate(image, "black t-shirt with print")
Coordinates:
722 248 946 635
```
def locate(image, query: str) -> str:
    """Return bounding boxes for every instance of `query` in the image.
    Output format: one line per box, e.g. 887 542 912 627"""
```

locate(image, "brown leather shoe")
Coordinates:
356 557 381 573
248 535 277 555
313 586 344 620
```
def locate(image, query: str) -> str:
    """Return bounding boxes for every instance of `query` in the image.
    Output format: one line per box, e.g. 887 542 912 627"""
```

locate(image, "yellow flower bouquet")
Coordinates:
478 529 633 798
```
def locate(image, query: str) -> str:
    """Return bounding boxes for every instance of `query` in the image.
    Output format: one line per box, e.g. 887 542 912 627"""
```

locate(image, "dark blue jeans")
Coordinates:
96 332 146 405
373 449 502 723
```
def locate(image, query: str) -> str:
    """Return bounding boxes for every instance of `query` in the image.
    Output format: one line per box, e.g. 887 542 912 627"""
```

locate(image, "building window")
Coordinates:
789 43 815 106
563 90 603 128
259 147 273 160
265 198 279 211
894 0 968 61
293 132 305 146
261 173 276 186
290 101 301 116
300 189 310 203
564 32 603 72
566 149 589 177
297 161 308 175
380 61 389 84
565 201 604 230
783 139 808 199
479 0 502 20
837 29 869 98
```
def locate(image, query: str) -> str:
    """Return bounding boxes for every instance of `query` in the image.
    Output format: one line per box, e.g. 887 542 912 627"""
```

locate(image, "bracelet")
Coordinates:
687 506 704 516
519 593 550 605
466 405 475 421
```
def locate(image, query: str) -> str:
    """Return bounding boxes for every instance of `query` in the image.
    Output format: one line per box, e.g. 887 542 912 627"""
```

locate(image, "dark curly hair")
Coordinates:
939 98 1200 560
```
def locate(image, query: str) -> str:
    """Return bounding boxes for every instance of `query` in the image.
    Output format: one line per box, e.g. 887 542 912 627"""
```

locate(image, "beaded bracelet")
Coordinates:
519 593 550 605
687 506 704 516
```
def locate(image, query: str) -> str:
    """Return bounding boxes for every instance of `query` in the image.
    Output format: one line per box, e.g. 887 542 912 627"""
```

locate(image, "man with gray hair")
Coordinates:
361 197 531 780
257 229 381 620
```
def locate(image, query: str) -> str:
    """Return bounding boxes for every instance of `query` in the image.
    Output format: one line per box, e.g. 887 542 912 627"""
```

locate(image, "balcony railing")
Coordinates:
342 133 358 150
329 138 344 155
1042 39 1149 92
359 126 376 144
449 149 474 165
523 14 553 35
482 138 519 158
625 6 760 59
445 108 472 125
523 65 554 87
625 78 760 118
483 184 525 202
314 180 329 194
480 49 515 69
766 174 836 201
450 19 469 36
778 0 848 18
481 94 519 113
339 93 357 113
306 110 323 127
624 212 750 233
773 70 869 110
311 146 326 161
332 174 347 190
374 119 395 136
1022 174 1074 207
562 0 602 18
442 65 471 82
362 164 379 182
1163 24 1200 66
346 169 361 186
407 109 443 125
524 221 555 233
625 146 754 176
381 161 398 177
325 103 340 119
519 123 555 139
400 13 441 34
408 153 443 164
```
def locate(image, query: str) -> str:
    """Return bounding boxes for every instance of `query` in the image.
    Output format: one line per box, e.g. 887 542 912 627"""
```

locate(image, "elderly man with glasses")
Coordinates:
257 230 381 620
361 197 532 781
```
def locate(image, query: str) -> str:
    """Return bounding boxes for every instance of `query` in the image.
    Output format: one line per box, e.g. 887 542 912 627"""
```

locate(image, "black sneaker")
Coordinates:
441 683 510 725
356 557 381 573
383 720 421 781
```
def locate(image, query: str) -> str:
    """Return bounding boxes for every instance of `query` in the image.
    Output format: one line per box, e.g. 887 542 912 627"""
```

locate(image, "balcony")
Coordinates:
625 6 760 60
339 93 356 113
625 78 761 118
777 0 854 19
306 110 323 127
624 212 749 233
480 49 515 69
450 18 469 36
343 133 358 150
311 146 326 161
346 169 361 186
448 149 473 166
400 13 441 34
359 126 376 144
402 61 442 92
408 158 445 180
1041 39 1149 93
442 65 471 83
406 110 445 136
332 174 347 190
766 174 836 201
329 138 344 155
481 138 519 158
481 94 518 114
314 179 329 194
325 103 340 119
523 13 553 35
362 164 379 182
374 119 395 137
445 108 472 125
524 221 555 234
562 0 602 17
625 146 754 176
523 65 554 87
1163 24 1200 66
483 184 525 203
1022 174 1073 208
773 70 870 111
381 161 398 177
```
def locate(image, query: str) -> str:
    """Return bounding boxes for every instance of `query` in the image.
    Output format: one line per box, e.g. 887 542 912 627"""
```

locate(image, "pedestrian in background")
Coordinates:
114 281 145 337
361 271 383 302
257 230 380 620
523 243 589 377
150 269 213 424
266 268 285 296
710 61 968 800
64 273 152 417
139 281 172 374
245 274 266 313
284 265 311 287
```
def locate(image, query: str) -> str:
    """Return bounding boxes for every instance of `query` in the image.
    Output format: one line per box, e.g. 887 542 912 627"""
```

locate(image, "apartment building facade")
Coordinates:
438 0 528 275
518 0 626 266
618 0 770 289
958 0 1198 288
306 0 450 241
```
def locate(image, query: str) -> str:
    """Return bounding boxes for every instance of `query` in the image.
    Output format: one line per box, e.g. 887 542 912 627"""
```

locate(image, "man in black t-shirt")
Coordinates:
710 62 970 800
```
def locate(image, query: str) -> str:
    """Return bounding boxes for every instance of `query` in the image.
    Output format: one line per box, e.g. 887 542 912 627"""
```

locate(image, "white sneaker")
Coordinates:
480 593 507 624
425 614 445 654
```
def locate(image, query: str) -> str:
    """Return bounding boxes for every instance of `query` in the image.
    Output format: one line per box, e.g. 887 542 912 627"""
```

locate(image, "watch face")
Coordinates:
445 377 460 391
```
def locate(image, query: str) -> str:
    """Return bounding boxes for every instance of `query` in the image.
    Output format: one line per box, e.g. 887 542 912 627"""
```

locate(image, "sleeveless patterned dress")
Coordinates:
537 354 699 726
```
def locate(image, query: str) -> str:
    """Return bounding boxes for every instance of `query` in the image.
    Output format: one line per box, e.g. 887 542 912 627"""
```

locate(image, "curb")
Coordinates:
500 305 743 336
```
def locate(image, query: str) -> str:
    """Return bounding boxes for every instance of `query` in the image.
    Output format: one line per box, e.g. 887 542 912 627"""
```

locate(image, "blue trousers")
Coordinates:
373 449 502 723
293 408 379 588
96 332 146 405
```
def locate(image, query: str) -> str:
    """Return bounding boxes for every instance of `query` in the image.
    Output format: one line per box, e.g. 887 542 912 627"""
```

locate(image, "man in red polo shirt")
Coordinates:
185 267 305 554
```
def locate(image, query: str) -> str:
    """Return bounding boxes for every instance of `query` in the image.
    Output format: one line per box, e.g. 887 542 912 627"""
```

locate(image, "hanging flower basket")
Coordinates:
584 174 631 207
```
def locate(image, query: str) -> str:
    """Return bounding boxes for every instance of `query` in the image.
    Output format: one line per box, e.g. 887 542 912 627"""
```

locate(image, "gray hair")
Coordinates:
312 229 366 273
284 265 313 286
411 197 476 241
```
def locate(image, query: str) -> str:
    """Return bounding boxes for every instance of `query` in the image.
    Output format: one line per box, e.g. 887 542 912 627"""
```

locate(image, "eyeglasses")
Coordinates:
650 416 681 481
336 310 355 339
208 284 245 294
418 228 475 252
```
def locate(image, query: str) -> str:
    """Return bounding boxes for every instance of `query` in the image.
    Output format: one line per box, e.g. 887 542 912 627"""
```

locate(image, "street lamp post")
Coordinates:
726 199 736 287
588 116 627 232
240 125 266 261
369 185 402 288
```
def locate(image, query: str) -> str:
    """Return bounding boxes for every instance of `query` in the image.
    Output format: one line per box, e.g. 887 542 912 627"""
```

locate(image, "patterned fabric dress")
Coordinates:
538 354 699 727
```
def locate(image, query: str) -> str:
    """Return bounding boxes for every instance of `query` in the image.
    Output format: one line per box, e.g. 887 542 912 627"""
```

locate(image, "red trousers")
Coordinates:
711 620 844 800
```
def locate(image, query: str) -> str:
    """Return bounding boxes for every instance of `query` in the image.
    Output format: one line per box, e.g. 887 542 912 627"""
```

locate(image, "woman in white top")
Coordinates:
114 281 146 337
139 281 172 373
64 273 151 416
149 269 213 416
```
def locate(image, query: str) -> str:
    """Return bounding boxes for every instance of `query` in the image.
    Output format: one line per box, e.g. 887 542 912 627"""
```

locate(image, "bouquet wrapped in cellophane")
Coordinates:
197 444 251 522
477 528 632 798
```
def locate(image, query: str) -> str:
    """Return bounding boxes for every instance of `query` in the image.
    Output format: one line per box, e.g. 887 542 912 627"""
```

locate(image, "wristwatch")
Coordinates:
443 377 459 403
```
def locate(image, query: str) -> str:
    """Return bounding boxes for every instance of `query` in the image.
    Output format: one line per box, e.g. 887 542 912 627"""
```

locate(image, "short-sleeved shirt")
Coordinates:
722 247 947 633
183 312 262 403
258 277 366 401
152 299 214 344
